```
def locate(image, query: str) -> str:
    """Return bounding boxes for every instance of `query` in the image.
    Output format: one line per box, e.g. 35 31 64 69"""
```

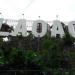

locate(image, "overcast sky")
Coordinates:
0 0 75 21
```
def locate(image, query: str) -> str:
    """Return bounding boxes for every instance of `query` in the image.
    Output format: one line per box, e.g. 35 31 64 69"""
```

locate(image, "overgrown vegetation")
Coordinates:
0 32 75 75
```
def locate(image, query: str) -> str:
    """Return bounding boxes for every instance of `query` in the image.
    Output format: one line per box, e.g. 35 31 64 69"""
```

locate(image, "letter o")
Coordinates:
32 20 47 37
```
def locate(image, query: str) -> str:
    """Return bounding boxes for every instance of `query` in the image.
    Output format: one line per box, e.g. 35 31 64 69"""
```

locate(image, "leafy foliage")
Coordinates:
0 32 74 75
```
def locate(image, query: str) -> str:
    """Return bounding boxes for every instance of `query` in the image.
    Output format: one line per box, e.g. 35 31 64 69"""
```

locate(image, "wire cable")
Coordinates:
23 0 35 12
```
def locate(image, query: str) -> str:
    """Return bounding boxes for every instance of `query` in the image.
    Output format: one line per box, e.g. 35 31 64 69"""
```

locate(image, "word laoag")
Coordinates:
0 18 75 38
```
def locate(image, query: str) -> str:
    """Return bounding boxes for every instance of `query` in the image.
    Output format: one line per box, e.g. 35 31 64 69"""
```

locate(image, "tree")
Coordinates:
62 32 74 47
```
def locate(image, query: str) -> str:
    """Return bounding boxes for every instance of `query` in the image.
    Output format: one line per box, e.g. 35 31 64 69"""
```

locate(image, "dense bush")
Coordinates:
0 33 75 75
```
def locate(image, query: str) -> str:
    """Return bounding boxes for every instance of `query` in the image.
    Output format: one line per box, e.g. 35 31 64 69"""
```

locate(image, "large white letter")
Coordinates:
51 20 64 38
68 21 75 37
32 20 47 37
11 19 27 36
0 18 4 29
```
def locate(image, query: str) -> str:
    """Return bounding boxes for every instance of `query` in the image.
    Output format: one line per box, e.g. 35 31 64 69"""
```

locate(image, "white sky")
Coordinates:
0 0 75 21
